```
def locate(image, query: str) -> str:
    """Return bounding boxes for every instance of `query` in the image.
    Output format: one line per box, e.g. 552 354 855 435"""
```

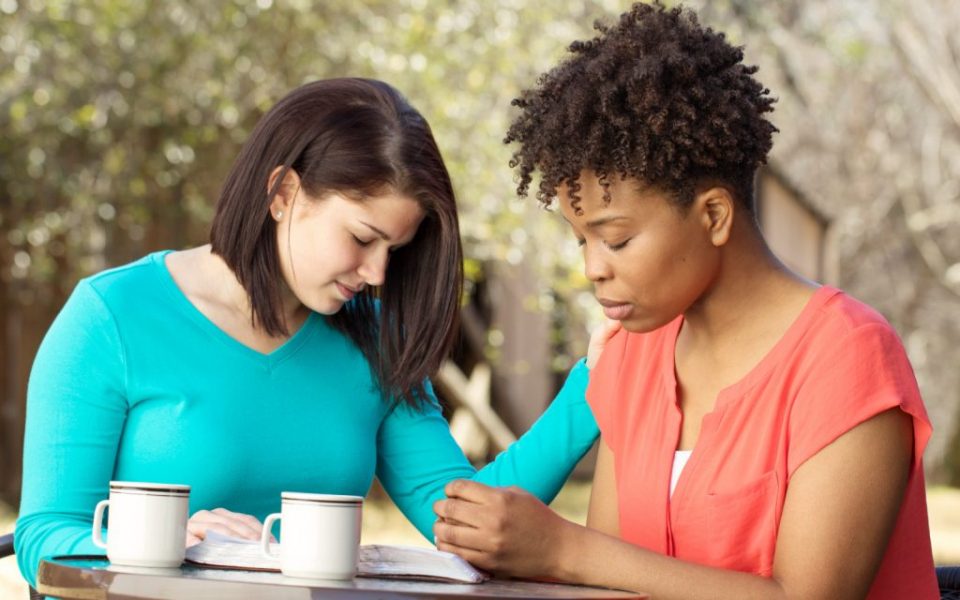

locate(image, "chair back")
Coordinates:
1 532 45 600
939 565 960 600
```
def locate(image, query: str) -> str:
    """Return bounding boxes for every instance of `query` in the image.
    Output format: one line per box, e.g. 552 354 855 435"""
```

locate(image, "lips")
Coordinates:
597 297 632 321
335 282 361 301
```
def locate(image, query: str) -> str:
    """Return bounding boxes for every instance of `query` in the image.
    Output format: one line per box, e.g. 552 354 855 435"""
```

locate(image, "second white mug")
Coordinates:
261 492 363 580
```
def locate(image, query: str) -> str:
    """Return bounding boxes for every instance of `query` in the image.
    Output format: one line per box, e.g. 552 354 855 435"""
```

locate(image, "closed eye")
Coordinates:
352 235 374 247
606 238 631 251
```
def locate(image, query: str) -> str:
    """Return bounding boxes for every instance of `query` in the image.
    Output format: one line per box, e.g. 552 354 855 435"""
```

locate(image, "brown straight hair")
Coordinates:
210 78 462 409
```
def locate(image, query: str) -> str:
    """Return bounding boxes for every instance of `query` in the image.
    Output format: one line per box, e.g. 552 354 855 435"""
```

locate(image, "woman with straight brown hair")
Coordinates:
15 77 604 588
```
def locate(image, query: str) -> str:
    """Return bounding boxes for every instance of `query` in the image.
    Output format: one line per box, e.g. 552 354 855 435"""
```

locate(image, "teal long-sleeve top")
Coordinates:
15 251 599 587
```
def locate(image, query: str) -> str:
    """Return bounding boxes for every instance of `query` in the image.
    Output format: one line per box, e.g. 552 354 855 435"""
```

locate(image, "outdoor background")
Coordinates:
1 0 959 595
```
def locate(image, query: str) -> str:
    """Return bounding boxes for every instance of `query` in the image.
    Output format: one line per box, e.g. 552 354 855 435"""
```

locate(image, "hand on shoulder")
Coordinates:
587 320 623 370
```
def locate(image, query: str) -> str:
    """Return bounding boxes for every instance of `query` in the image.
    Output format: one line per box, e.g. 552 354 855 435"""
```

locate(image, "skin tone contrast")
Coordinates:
433 172 913 600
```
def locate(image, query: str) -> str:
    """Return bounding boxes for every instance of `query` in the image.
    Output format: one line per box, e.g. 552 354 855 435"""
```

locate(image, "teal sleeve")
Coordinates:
15 281 125 587
375 359 597 540
471 359 597 497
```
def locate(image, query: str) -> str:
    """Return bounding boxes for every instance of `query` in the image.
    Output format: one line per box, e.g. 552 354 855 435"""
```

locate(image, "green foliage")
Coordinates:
0 0 627 341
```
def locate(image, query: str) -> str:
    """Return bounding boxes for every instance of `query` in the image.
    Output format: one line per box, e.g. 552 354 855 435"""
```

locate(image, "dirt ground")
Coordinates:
2 483 958 597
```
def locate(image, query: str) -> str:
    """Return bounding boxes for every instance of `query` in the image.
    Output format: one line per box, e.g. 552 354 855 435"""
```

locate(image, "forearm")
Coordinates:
14 513 103 587
473 358 597 501
553 523 788 600
382 360 594 538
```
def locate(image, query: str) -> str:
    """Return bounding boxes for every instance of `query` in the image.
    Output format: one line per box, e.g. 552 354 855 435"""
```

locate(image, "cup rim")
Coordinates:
109 481 191 495
281 492 363 504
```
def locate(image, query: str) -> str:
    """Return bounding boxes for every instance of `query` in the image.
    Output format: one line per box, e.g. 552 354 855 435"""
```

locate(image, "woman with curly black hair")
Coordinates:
434 3 938 598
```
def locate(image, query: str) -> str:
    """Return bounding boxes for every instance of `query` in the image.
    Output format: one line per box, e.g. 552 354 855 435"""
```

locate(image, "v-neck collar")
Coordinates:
151 250 321 370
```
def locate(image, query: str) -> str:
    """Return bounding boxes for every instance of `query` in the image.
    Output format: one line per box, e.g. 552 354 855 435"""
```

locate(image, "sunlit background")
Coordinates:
2 0 959 595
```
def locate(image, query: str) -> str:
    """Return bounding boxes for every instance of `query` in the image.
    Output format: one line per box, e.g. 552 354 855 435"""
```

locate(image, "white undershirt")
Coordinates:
670 450 693 497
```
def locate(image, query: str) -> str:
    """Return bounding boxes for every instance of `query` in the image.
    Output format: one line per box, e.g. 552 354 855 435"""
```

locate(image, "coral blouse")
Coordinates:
587 286 938 598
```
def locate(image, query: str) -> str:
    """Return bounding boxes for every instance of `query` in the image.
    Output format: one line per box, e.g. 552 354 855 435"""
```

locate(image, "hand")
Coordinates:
433 480 575 578
586 319 622 370
185 508 276 547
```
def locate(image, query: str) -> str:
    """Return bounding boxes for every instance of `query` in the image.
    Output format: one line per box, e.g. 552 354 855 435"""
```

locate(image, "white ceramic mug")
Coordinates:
92 481 190 568
261 492 363 580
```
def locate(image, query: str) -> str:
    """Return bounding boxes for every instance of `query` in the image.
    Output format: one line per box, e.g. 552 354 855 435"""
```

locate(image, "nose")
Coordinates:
583 242 611 283
357 248 389 287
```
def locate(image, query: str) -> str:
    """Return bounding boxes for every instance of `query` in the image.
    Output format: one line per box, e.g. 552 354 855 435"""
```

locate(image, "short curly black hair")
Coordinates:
505 1 777 214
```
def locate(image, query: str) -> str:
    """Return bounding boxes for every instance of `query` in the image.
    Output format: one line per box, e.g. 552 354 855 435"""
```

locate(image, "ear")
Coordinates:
266 166 302 221
694 186 735 247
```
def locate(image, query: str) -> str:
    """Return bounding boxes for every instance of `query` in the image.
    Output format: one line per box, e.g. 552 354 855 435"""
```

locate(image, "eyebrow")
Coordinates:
359 221 391 241
560 215 630 228
585 216 630 228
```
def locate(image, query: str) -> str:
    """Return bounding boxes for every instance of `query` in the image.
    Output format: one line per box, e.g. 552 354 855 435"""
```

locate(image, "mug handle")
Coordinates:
91 499 109 549
261 513 281 559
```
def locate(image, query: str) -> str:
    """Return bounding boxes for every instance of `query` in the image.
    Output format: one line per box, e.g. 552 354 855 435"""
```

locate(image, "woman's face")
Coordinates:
274 187 425 315
558 172 722 332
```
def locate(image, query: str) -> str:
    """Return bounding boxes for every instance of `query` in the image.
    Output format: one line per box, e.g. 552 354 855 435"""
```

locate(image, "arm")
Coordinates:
469 320 619 498
434 408 912 600
376 320 620 539
585 438 618 536
375 360 598 540
470 358 598 498
14 282 128 587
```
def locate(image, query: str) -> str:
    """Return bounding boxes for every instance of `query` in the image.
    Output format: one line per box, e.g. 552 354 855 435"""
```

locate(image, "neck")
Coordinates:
203 245 305 334
680 222 812 350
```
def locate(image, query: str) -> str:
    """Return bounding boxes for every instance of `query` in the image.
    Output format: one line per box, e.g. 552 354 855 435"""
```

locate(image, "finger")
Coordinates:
435 541 496 572
205 510 263 540
434 498 492 529
195 521 260 541
211 508 266 538
592 319 621 344
432 502 474 527
185 533 202 547
433 519 496 553
443 479 501 503
436 514 470 527
187 515 211 540
189 511 261 541
212 508 266 531
603 319 622 338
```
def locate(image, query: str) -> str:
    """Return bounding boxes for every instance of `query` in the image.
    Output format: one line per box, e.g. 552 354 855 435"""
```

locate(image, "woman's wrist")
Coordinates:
550 519 587 582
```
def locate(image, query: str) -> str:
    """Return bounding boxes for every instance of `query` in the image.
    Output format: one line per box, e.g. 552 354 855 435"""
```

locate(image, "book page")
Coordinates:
185 532 487 583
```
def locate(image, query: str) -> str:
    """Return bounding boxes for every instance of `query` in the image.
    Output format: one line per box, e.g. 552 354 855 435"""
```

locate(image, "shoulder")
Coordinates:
785 287 928 474
37 255 169 365
83 252 167 300
814 287 898 334
795 287 910 374
78 252 170 316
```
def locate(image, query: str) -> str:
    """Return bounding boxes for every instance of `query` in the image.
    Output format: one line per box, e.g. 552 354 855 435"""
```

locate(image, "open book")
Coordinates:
185 532 488 584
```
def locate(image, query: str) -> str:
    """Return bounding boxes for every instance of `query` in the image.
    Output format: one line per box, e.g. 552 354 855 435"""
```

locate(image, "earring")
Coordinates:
275 210 283 220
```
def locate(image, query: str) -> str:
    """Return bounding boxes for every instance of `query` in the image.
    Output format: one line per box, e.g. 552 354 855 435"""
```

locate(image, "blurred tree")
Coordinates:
694 0 960 482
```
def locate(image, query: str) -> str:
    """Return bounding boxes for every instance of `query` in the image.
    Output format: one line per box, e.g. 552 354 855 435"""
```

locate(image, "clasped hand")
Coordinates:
433 480 573 578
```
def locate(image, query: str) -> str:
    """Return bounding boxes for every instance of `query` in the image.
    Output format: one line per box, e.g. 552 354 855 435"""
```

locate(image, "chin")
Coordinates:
304 297 344 316
620 312 675 334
